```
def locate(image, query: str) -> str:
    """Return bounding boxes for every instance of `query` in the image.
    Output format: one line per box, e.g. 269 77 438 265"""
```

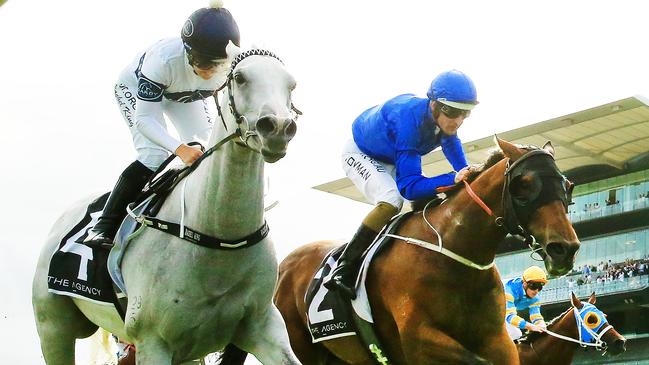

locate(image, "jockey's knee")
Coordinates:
363 201 400 232
506 325 522 340
374 191 403 212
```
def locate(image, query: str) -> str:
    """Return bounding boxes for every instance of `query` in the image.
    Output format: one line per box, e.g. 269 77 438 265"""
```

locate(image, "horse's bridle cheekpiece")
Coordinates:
214 49 302 148
500 148 573 260
387 146 574 271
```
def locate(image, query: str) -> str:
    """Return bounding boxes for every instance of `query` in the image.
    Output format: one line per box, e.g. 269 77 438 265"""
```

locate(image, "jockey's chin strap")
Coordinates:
543 305 612 352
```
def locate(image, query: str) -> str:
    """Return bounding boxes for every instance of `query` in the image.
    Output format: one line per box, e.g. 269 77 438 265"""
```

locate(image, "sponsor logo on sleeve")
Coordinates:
137 76 164 102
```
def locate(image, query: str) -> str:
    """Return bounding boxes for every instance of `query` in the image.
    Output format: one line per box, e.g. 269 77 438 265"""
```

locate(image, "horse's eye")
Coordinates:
234 73 246 84
510 174 540 203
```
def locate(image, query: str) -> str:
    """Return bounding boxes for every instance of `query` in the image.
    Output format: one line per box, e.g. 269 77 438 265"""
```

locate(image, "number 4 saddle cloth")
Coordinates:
47 193 116 305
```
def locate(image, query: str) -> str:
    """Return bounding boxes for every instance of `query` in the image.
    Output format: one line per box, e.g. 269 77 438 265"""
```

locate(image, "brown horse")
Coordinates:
518 292 626 365
273 138 580 364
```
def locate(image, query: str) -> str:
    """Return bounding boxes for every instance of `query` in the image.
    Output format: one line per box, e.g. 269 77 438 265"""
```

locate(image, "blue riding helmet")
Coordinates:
427 70 478 110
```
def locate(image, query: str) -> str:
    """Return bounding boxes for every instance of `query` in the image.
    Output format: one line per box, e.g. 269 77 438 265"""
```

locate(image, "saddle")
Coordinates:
48 157 194 317
304 212 417 364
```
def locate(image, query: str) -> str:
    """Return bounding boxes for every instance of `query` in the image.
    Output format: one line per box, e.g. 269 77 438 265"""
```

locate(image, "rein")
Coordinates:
127 49 302 250
543 305 612 351
389 148 569 270
128 130 271 249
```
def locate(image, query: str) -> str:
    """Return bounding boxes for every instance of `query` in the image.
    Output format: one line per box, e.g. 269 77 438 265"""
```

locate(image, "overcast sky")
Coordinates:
2 0 649 363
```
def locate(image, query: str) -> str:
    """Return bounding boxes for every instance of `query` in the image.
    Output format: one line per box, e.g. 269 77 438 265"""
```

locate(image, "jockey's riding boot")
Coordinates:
324 224 378 299
83 161 153 249
324 201 399 299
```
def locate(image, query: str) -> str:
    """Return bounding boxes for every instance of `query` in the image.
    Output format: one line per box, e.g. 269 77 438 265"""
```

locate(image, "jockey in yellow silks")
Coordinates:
504 265 548 340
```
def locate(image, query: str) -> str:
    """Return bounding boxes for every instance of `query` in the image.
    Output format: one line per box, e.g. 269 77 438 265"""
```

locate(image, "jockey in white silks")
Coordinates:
84 0 239 248
324 70 479 299
505 265 549 340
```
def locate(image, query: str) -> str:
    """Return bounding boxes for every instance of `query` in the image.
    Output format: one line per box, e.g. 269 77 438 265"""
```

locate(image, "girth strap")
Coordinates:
134 215 269 250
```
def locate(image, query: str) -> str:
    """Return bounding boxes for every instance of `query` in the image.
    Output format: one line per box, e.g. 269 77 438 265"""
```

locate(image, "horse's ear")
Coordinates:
571 292 583 309
226 41 241 60
588 292 596 304
494 135 524 161
542 141 555 157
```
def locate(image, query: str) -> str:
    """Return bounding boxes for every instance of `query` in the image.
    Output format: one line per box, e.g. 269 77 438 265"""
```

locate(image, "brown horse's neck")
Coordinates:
424 160 510 267
521 309 579 365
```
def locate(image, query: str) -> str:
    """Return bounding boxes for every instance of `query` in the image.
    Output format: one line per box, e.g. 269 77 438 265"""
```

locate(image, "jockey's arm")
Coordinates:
134 75 182 153
505 292 528 330
440 134 469 172
528 301 547 328
394 149 456 200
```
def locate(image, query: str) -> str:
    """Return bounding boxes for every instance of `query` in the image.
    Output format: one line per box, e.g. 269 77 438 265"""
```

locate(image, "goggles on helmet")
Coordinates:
438 102 471 119
185 44 228 70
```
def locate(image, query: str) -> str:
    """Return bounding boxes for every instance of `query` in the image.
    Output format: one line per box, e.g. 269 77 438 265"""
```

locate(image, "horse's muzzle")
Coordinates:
544 240 580 275
607 338 627 355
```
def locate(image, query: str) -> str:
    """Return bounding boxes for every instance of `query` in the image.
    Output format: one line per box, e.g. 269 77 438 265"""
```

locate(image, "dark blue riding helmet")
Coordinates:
181 1 240 60
427 70 478 110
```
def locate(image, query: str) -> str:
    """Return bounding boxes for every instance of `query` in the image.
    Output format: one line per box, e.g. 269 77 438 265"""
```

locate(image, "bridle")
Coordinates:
540 304 613 353
462 148 573 260
213 49 302 148
499 149 573 259
388 147 573 271
127 49 302 250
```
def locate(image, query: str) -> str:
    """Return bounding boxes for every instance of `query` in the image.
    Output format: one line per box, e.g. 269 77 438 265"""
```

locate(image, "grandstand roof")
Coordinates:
314 96 649 204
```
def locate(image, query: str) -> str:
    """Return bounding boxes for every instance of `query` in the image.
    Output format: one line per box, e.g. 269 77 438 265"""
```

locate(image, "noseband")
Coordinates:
213 49 302 148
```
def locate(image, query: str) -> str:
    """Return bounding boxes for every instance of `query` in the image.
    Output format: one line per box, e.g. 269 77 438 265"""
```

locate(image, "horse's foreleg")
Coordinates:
402 326 492 365
237 305 302 365
134 338 173 365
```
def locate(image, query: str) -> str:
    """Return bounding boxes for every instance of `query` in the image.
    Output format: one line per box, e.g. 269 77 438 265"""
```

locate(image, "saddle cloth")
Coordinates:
305 214 410 343
47 192 117 305
46 154 202 315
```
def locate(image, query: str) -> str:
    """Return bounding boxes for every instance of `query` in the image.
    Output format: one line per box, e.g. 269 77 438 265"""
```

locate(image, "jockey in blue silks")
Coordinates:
504 265 549 340
324 70 479 299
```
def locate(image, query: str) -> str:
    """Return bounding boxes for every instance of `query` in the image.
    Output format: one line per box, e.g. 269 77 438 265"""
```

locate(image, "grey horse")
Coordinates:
33 46 303 365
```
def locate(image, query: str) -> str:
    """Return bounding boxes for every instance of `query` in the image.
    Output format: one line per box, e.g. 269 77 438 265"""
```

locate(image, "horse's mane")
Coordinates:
411 149 504 212
518 306 572 344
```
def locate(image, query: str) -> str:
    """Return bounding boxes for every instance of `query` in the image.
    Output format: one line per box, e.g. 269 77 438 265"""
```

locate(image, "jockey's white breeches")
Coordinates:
114 69 212 171
506 321 523 340
341 139 404 210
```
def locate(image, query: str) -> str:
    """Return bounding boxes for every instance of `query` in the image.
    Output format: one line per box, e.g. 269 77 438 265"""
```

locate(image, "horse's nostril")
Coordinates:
256 116 277 135
284 119 297 138
545 242 567 258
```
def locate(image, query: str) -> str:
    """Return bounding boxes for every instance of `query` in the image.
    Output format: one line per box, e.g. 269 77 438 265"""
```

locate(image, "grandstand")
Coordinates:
315 96 649 364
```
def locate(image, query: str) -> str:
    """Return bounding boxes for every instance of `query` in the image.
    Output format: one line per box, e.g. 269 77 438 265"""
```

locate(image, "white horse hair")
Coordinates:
32 45 302 365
